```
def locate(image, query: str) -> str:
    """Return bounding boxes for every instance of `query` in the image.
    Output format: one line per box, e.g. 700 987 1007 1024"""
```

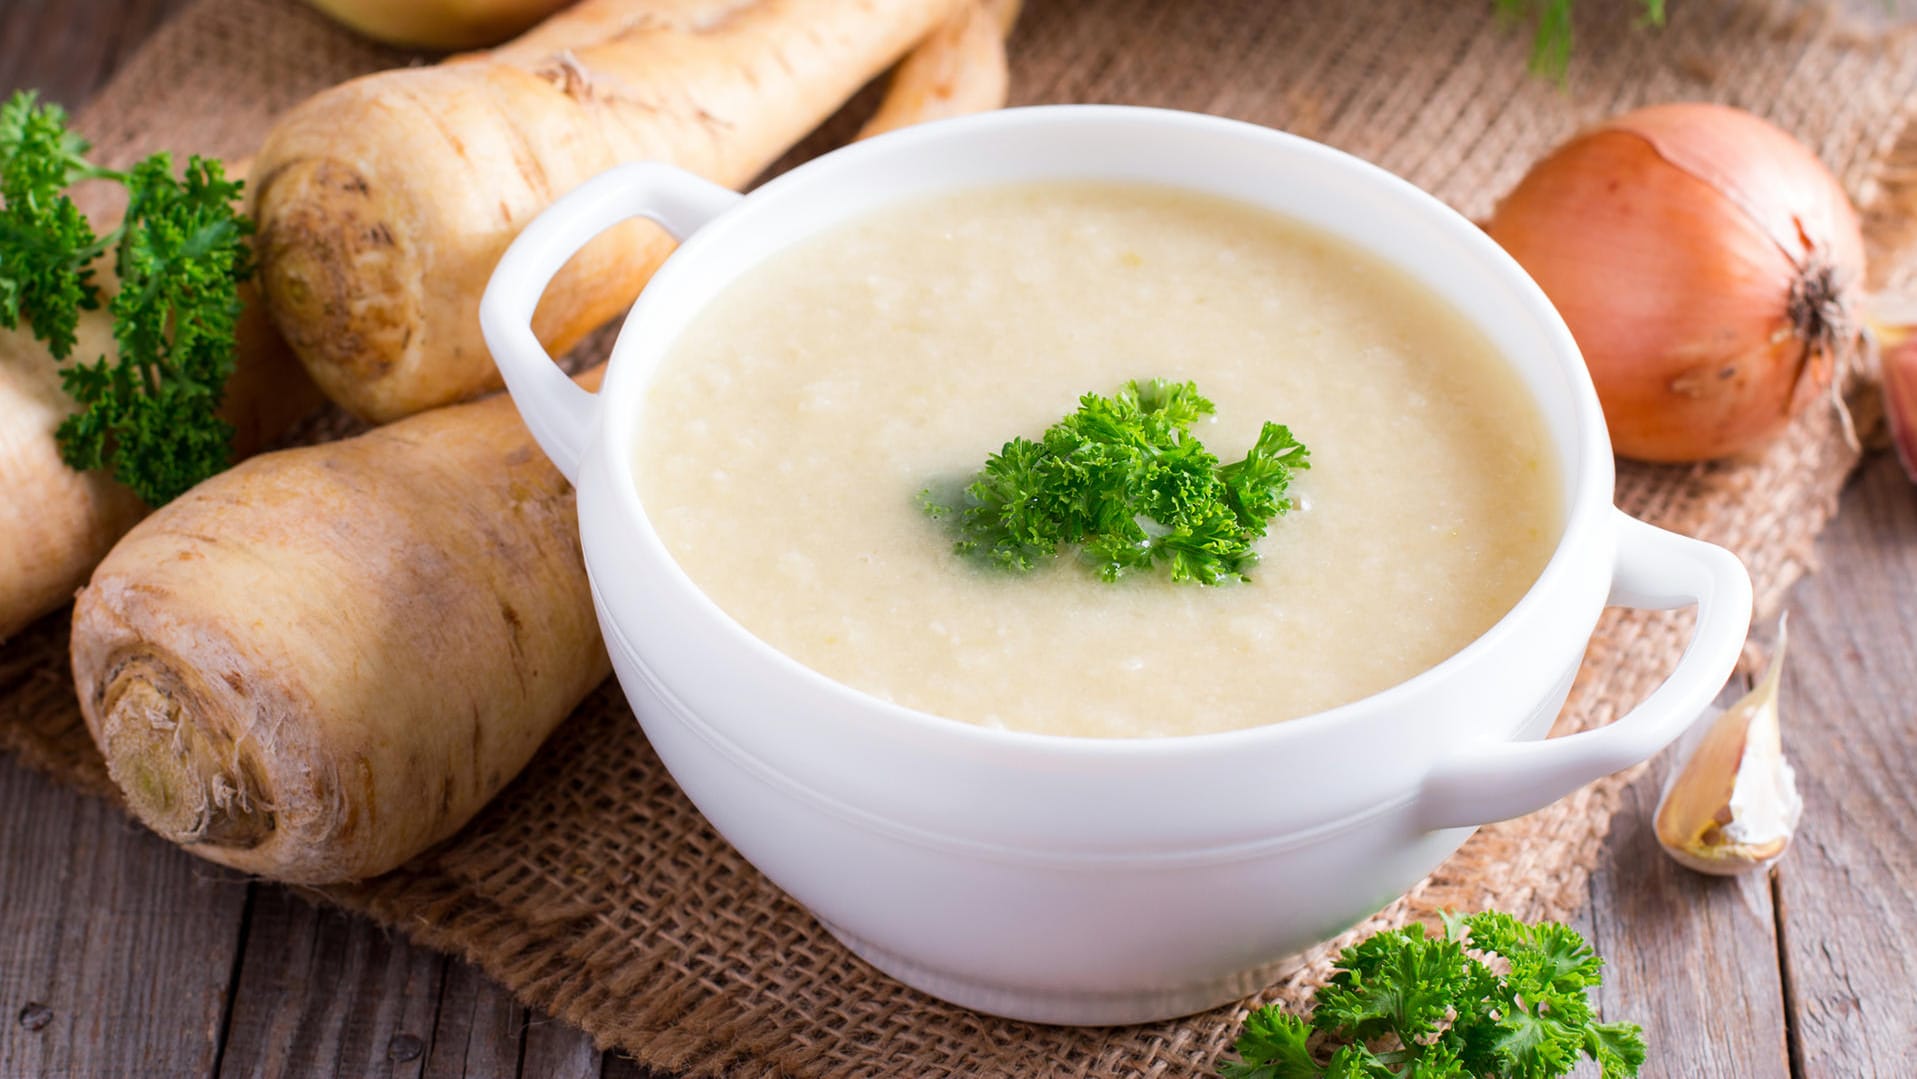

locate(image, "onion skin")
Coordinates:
1487 104 1865 463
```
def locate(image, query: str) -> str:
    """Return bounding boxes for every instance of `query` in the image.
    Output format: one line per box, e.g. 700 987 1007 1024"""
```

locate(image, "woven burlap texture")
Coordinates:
2 0 1912 1075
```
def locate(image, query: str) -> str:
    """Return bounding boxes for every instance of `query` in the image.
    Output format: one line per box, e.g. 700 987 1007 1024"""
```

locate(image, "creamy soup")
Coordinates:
634 183 1560 738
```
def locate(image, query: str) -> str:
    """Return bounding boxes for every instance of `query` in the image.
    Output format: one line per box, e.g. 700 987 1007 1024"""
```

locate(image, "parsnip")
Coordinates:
253 0 967 424
0 273 316 642
71 377 605 884
64 1 1017 882
859 0 1019 140
0 312 142 641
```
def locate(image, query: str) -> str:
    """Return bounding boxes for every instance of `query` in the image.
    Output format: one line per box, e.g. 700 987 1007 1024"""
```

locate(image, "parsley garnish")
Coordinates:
921 379 1308 585
1222 913 1646 1079
0 90 252 506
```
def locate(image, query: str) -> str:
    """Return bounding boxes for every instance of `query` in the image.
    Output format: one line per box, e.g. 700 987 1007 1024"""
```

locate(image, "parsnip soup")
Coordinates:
634 183 1560 738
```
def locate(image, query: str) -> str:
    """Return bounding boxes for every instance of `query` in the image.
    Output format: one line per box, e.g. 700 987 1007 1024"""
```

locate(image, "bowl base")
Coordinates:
817 918 1310 1026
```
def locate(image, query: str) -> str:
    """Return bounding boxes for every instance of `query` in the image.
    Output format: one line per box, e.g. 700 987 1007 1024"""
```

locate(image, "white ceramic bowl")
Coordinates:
480 106 1752 1025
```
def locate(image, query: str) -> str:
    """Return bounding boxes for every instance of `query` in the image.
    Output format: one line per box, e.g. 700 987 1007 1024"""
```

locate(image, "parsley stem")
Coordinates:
73 164 127 185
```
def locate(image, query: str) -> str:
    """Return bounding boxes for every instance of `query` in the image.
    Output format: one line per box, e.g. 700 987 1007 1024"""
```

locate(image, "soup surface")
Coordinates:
634 183 1561 738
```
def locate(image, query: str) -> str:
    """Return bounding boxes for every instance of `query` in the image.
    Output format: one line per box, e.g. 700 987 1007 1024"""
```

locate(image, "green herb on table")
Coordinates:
920 379 1308 586
1496 0 1667 77
0 89 251 506
1221 912 1645 1079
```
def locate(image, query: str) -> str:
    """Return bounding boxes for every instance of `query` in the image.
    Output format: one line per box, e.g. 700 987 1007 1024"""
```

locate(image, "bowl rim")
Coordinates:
589 104 1615 760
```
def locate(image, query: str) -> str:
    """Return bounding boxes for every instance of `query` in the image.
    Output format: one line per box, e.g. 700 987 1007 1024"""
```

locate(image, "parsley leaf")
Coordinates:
1220 914 1645 1079
0 91 106 358
1326 1046 1399 1079
1585 1022 1649 1078
1221 1007 1319 1079
1313 923 1471 1045
922 379 1309 585
0 90 252 506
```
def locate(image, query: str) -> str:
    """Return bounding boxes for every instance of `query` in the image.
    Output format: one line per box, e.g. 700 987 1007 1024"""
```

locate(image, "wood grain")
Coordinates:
518 1014 606 1079
214 888 651 1079
1772 454 1917 1076
0 755 249 1076
216 889 448 1079
418 962 525 1079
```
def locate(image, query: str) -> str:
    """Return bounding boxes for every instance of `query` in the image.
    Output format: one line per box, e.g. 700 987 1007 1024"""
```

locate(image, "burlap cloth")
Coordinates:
3 0 1913 1074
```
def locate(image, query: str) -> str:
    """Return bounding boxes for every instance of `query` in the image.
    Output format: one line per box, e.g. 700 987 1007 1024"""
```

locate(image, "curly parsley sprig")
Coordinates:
921 379 1308 586
1222 913 1646 1079
0 90 251 506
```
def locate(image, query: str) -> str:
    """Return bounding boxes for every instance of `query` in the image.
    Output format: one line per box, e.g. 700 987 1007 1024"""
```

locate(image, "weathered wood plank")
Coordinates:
518 1014 605 1079
216 888 445 1079
419 961 524 1079
217 888 642 1078
0 0 189 110
1771 454 1917 1076
0 754 250 1077
1574 680 1793 1079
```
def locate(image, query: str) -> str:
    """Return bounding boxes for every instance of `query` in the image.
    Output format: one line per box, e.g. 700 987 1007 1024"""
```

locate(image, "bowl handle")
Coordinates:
1416 509 1753 831
479 163 742 483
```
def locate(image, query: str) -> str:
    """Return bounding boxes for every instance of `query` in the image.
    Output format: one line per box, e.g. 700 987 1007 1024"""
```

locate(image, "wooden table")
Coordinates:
3 4 1914 1075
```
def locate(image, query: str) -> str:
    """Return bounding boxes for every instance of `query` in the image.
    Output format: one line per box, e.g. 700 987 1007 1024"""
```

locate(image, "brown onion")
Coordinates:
1487 103 1865 463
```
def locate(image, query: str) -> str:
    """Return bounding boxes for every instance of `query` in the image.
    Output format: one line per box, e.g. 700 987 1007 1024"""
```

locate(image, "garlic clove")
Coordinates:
1654 616 1802 875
